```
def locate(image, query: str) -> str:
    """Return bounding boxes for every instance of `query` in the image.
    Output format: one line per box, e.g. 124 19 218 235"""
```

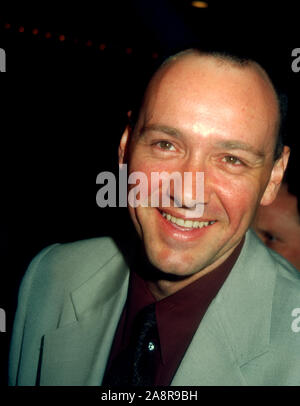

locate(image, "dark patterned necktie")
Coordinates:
103 303 159 386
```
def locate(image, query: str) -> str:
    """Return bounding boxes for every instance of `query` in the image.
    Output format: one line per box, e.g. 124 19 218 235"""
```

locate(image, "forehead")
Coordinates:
139 54 279 149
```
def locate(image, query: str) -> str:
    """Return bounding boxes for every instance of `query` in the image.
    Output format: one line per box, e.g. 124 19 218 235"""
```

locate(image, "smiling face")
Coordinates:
119 53 289 281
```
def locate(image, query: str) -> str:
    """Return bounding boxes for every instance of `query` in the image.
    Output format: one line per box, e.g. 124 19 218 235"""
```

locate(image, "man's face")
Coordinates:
253 183 300 270
120 54 287 279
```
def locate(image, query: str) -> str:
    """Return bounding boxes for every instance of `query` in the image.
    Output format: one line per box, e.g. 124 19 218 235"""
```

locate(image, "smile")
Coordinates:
161 211 216 229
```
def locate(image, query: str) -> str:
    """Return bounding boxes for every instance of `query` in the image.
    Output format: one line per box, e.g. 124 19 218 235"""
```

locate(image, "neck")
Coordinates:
145 241 244 300
146 269 212 300
133 237 244 301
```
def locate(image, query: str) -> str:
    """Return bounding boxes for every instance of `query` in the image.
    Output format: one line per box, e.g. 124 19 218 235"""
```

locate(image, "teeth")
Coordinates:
161 212 215 229
185 220 193 228
176 218 185 227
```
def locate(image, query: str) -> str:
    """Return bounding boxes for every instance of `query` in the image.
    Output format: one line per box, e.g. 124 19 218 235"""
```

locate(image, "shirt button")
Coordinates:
148 341 156 352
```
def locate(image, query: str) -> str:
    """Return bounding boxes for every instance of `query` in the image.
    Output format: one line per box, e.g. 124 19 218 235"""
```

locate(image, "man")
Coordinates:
9 49 300 386
253 172 300 270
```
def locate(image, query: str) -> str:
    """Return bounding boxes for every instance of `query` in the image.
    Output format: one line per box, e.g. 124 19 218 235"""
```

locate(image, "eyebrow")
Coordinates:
215 140 266 159
140 124 266 159
139 124 182 139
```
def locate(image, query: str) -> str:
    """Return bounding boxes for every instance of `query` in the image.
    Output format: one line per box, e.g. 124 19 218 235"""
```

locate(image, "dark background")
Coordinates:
0 0 299 387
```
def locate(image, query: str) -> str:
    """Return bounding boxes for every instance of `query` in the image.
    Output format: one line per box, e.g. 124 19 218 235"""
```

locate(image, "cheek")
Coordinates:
129 159 180 200
277 244 300 269
282 228 300 255
215 176 260 224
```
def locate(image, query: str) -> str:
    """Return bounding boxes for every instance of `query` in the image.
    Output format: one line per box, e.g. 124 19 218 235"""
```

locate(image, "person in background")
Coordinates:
253 157 300 270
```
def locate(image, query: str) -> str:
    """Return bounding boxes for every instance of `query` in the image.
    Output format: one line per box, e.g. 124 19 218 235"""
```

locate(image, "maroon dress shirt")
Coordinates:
104 239 244 386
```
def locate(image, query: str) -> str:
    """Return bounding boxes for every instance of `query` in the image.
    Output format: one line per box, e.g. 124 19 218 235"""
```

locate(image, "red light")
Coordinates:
86 40 93 47
45 32 52 39
4 23 11 29
59 34 66 42
32 28 39 35
19 26 25 33
99 43 106 51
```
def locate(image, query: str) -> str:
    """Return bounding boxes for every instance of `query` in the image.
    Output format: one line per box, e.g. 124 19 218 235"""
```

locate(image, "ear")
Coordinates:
118 125 131 165
260 145 290 206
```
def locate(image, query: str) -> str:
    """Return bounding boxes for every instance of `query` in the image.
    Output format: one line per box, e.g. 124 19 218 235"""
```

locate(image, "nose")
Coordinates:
170 159 212 211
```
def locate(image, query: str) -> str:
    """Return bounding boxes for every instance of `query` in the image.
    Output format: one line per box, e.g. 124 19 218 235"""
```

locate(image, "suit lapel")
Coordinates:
172 230 276 385
40 250 130 385
171 301 247 385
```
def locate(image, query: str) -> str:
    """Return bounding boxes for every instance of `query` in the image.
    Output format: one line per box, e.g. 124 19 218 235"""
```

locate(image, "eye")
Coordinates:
222 155 243 165
156 141 176 151
264 231 277 243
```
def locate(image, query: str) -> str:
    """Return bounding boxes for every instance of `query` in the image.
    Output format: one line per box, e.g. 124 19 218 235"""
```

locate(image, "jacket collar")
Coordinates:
172 230 276 385
40 249 130 385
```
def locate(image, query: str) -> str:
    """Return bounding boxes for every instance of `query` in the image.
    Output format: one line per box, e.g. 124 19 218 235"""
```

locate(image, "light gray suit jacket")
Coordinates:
8 230 300 386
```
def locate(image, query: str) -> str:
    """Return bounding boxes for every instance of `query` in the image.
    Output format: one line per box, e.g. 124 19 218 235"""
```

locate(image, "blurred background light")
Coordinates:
191 1 208 8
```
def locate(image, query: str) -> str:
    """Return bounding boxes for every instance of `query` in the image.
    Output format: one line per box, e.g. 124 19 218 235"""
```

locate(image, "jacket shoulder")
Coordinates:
25 236 122 291
9 237 124 385
269 248 300 283
247 229 300 283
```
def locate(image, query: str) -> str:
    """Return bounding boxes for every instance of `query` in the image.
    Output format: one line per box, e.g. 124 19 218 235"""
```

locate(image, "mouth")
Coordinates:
156 208 217 239
160 210 216 230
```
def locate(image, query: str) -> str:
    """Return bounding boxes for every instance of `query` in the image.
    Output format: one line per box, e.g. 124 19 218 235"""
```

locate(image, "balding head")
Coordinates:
131 49 283 161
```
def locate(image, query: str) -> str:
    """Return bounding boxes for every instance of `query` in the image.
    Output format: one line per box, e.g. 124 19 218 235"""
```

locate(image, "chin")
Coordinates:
144 245 201 278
